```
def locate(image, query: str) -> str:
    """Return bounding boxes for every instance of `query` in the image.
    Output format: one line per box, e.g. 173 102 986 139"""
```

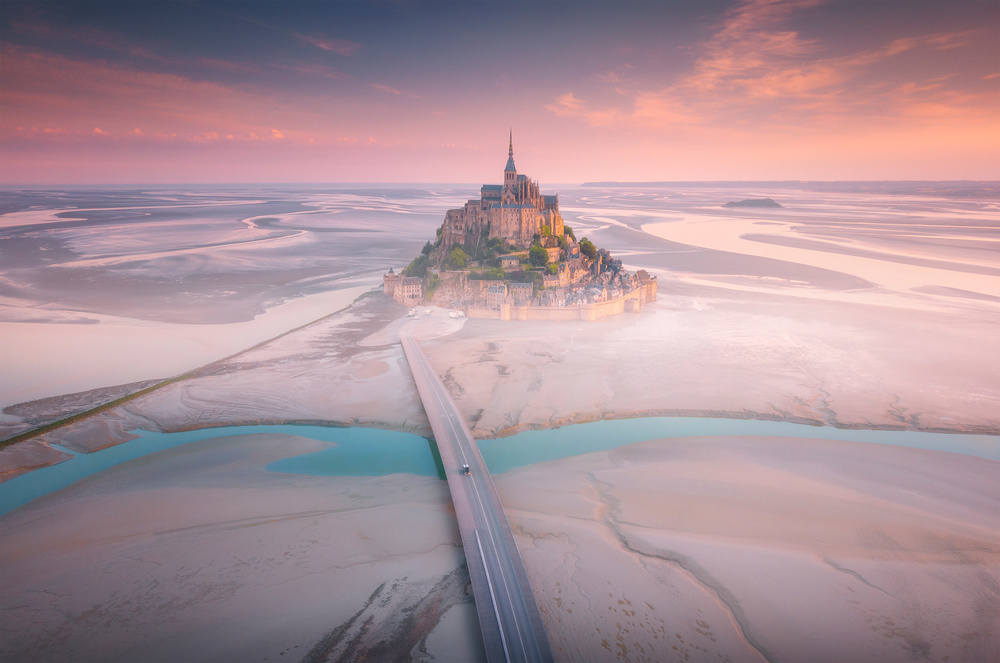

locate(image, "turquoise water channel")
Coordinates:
2 418 997 517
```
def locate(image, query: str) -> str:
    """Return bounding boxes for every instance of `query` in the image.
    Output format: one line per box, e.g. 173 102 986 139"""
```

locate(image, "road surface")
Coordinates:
401 332 554 663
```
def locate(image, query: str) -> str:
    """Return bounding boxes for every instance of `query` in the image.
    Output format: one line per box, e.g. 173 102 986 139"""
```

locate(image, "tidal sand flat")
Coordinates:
1 184 998 662
496 435 1000 663
0 432 486 663
424 186 999 438
4 426 994 663
0 187 453 411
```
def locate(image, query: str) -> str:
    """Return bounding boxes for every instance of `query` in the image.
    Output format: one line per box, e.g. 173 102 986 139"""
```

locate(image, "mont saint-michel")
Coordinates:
2 1 998 662
384 134 657 320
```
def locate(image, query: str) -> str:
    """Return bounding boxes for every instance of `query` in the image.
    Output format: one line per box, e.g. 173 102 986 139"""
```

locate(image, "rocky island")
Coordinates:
723 197 784 208
384 134 656 321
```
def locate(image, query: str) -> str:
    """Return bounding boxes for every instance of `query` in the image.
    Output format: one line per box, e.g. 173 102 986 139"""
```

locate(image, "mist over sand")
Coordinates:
1 184 998 662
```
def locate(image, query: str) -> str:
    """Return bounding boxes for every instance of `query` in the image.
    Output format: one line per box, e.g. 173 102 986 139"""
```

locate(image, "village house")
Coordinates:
509 281 533 304
499 254 521 270
397 277 422 305
486 283 508 309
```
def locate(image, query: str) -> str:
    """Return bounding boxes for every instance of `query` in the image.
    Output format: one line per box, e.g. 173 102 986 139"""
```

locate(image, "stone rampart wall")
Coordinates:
464 280 657 322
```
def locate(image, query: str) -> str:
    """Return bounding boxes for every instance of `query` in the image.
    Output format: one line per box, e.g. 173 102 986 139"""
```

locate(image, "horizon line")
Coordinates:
2 179 999 189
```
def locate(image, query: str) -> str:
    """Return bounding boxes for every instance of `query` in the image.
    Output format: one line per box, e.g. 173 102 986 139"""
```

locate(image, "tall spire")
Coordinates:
505 129 516 172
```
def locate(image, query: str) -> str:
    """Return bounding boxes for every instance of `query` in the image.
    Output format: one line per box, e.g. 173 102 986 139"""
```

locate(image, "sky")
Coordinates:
1 0 997 184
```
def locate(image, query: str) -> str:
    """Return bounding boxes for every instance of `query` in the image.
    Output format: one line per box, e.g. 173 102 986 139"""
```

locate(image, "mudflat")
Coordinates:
2 184 998 662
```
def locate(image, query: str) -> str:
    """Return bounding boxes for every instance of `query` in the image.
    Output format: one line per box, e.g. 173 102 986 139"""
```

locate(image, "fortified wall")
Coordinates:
467 278 657 322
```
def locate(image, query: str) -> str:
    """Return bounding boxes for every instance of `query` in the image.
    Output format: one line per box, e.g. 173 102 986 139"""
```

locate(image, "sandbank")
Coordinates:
0 284 372 411
495 435 1000 662
424 290 1000 438
642 215 1000 308
0 432 485 663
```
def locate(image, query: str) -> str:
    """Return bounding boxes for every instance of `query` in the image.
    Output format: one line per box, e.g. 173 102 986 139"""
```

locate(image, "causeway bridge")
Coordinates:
401 333 554 663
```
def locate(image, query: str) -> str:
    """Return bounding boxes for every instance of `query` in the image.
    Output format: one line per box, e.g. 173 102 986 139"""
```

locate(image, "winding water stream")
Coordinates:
1 418 997 517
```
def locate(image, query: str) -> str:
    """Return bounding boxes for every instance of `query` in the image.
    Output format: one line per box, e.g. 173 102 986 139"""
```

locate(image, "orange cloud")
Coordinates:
546 0 998 138
545 92 624 126
545 92 585 117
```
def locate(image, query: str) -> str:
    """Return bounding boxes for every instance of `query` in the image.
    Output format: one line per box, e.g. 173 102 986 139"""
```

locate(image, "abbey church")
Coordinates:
441 133 565 249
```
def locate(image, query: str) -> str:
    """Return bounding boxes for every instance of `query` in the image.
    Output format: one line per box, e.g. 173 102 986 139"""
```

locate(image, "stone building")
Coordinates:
499 254 521 270
397 277 423 305
509 281 533 304
485 282 508 309
384 268 423 306
383 268 399 297
441 133 565 250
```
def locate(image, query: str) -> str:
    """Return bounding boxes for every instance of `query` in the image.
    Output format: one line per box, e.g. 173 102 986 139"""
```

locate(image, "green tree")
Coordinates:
468 267 506 281
564 225 576 241
421 241 434 256
445 247 468 269
579 238 597 260
546 263 558 275
528 244 549 267
404 254 431 277
424 274 441 298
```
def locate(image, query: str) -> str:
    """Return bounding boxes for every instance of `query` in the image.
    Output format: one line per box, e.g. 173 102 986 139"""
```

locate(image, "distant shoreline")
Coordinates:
580 180 1000 197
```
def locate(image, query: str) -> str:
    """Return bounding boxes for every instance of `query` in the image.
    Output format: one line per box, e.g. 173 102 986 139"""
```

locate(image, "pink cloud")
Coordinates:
278 62 351 80
544 92 585 117
370 83 419 98
594 71 621 84
9 18 173 63
545 92 626 127
0 45 309 142
547 0 998 137
194 58 262 73
631 93 702 127
292 33 361 56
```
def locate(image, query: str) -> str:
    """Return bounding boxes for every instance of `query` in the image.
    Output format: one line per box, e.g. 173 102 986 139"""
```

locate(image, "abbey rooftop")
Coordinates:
384 134 656 320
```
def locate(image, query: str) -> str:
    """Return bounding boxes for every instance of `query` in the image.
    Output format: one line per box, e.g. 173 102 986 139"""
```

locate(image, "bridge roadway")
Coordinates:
401 333 554 663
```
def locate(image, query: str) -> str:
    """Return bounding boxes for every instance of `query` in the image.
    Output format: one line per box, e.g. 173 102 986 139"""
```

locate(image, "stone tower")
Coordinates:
503 130 517 196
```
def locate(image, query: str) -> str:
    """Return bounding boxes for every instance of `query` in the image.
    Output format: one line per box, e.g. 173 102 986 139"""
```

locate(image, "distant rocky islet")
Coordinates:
723 198 784 208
